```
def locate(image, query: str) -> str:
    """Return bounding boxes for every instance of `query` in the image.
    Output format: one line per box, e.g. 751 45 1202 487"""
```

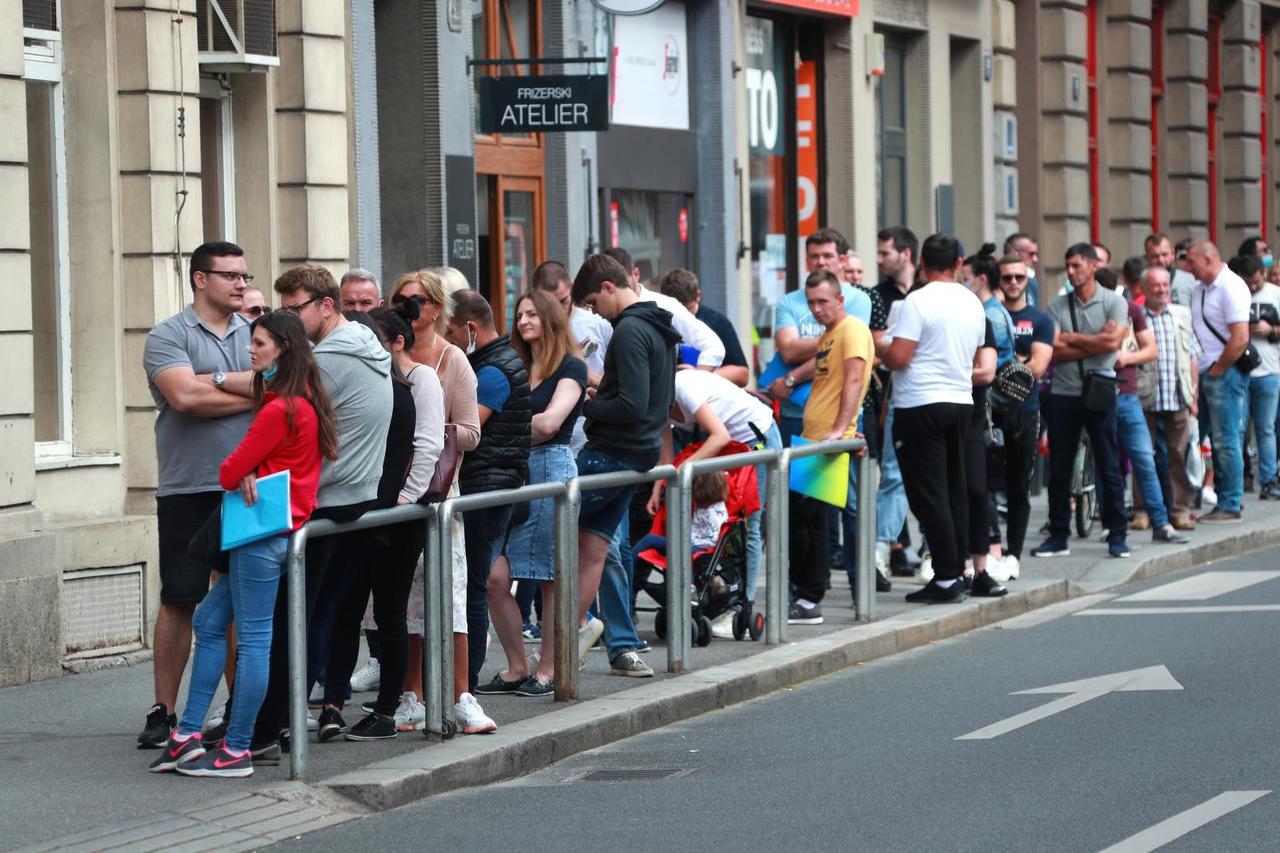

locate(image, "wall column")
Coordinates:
1219 0 1263 247
1163 0 1210 239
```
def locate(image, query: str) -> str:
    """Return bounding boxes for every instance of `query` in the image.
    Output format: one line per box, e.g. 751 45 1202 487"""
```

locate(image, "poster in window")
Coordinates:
610 2 689 130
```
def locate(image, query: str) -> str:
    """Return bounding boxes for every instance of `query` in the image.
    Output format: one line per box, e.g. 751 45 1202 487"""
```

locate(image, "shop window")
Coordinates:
199 78 236 241
876 32 908 230
25 11 72 457
609 190 692 284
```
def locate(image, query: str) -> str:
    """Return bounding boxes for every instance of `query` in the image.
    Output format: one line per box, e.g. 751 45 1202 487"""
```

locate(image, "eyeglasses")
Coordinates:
1000 274 1028 282
281 297 319 314
244 306 270 318
391 293 431 307
200 269 256 284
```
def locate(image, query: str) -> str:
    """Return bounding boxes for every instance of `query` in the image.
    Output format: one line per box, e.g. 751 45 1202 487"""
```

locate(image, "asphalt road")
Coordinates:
273 548 1280 853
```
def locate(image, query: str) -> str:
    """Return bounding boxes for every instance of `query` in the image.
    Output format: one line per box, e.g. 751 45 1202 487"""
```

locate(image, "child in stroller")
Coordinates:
633 441 765 646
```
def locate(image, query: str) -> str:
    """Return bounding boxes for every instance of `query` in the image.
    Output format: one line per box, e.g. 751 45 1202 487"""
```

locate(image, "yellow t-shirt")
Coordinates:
802 315 874 440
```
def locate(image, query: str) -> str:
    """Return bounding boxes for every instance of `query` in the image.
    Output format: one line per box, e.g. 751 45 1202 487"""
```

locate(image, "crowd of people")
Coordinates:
136 221 1274 776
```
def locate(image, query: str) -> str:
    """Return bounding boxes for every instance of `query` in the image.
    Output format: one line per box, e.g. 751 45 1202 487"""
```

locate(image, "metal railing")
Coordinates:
282 437 870 779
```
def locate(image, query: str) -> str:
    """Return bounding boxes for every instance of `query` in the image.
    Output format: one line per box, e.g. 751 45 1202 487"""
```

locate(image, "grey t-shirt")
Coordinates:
1047 285 1129 398
143 305 252 497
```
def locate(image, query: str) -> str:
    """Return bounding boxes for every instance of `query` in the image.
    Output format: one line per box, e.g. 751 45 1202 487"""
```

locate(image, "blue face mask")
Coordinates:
262 362 279 382
1263 254 1274 269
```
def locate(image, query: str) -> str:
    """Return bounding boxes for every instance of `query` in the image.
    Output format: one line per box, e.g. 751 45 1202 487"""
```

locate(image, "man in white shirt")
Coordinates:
1231 254 1280 500
1188 240 1252 521
877 234 986 604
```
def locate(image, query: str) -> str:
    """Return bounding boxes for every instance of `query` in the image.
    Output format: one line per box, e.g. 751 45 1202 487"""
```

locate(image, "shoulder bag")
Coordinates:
1200 290 1261 375
420 348 461 503
1068 293 1117 413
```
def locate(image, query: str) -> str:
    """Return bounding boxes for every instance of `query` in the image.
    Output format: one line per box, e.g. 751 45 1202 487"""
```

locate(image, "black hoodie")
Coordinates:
583 301 681 467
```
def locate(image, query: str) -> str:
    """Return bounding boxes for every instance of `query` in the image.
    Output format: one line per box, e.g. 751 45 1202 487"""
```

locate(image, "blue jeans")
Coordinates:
876 407 908 543
600 513 642 660
1201 368 1250 512
179 534 287 751
745 423 783 602
1110 393 1169 528
1248 373 1280 484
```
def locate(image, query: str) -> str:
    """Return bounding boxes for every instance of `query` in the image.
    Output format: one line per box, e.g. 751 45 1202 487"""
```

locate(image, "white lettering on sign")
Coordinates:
515 87 574 99
500 101 591 129
744 67 778 150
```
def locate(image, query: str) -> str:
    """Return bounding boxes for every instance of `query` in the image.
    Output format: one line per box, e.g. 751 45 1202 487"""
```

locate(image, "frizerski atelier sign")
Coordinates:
477 75 610 134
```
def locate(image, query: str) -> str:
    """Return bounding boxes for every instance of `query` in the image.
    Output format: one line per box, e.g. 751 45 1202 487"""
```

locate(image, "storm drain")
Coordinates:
574 769 693 782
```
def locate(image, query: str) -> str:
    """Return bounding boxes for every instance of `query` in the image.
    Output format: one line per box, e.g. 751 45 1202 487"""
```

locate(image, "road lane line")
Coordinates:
995 593 1116 629
1117 571 1280 602
956 690 1107 740
1097 790 1270 853
1076 605 1280 616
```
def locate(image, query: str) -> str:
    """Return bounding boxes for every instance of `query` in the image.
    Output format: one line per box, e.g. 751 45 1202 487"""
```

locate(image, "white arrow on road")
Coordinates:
956 665 1183 741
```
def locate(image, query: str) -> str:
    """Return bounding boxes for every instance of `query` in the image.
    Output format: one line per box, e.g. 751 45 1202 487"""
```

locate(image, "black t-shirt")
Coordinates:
875 276 909 317
972 318 997 417
530 355 588 445
695 304 748 368
1006 303 1055 412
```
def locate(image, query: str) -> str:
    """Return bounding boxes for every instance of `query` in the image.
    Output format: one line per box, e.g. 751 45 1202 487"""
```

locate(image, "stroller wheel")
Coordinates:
749 611 765 641
732 608 749 641
695 615 714 647
653 607 667 641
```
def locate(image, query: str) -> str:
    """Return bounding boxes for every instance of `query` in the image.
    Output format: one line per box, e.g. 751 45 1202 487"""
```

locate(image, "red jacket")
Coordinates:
219 392 323 531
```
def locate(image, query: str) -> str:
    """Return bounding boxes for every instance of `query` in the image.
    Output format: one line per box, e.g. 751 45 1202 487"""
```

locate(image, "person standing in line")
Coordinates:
1031 244 1130 559
1003 232 1042 308
877 234 987 603
1140 265 1201 529
339 269 384 313
148 310 337 778
239 285 269 321
139 241 255 749
1187 240 1253 522
1144 232 1196 307
1232 254 1280 500
443 290 532 695
658 268 751 387
249 265 393 760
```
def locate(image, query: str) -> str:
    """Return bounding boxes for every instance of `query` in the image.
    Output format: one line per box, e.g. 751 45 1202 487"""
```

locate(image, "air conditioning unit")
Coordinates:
196 0 279 72
994 165 1019 217
993 111 1018 163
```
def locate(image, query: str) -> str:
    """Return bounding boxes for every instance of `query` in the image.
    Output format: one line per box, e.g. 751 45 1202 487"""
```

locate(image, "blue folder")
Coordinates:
221 470 292 550
759 352 811 407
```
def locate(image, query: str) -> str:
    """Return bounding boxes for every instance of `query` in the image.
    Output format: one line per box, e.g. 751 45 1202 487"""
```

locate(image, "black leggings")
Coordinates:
324 522 425 717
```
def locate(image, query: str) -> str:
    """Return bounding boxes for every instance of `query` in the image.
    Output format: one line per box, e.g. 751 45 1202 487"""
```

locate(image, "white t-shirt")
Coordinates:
570 306 613 454
672 370 774 445
638 286 725 367
1251 282 1280 376
888 281 986 408
1192 265 1252 368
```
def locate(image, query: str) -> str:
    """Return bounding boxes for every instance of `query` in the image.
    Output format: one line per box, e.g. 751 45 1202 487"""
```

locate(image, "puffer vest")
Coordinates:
460 335 531 494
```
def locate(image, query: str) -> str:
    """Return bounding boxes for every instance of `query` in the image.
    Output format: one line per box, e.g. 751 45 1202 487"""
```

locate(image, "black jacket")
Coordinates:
584 302 681 468
460 335 531 494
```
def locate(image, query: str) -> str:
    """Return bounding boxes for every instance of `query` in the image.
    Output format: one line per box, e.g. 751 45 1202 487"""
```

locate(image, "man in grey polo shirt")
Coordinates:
1032 243 1131 559
139 241 256 748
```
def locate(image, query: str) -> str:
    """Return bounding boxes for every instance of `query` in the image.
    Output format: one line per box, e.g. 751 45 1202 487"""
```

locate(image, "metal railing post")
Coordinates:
666 465 692 672
423 504 445 738
764 450 785 645
855 450 877 622
554 480 580 700
286 526 309 780
437 498 458 736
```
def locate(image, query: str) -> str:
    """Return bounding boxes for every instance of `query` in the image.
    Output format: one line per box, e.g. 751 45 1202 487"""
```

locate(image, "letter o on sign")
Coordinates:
759 70 778 151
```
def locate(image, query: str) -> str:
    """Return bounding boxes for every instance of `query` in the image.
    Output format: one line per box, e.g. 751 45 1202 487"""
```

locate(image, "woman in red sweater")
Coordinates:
150 311 337 778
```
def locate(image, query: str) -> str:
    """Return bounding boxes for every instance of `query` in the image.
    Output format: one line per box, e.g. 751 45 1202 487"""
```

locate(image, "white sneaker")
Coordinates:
918 556 934 584
306 710 318 731
454 692 497 734
1203 486 1218 506
1004 555 1020 580
985 555 1012 583
710 611 735 639
308 683 325 707
349 658 381 692
393 691 425 732
578 617 604 665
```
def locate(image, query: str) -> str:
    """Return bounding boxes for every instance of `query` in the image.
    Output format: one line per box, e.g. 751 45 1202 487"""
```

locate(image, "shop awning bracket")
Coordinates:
467 56 609 74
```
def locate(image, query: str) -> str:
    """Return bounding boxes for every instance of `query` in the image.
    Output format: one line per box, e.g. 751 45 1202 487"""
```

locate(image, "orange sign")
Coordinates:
755 0 858 16
796 61 820 238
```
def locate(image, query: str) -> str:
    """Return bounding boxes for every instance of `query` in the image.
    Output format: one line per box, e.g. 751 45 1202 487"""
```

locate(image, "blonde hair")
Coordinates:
432 266 472 299
390 270 449 337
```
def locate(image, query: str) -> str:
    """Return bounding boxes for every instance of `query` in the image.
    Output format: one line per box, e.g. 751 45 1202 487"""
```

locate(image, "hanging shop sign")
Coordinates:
590 0 667 14
611 1 689 130
477 75 610 133
755 0 858 15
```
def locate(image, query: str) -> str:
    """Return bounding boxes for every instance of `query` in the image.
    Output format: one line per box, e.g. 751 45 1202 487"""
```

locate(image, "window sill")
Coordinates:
35 453 122 472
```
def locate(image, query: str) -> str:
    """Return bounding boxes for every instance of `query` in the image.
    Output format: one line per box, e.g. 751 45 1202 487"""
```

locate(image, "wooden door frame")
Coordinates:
486 174 546 331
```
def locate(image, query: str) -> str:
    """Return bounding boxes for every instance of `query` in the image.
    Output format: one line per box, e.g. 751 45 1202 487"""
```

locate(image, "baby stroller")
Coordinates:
635 440 765 646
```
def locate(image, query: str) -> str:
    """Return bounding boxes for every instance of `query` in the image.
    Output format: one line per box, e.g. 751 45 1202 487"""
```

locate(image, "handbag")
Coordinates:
991 358 1035 412
420 423 459 504
1068 293 1118 413
1200 290 1261 375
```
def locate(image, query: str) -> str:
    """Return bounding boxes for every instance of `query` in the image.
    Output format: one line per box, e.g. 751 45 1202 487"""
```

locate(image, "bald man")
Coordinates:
1187 240 1252 521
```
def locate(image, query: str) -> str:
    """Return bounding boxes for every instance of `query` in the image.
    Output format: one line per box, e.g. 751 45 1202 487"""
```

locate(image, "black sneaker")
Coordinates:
250 739 281 766
1030 537 1070 557
147 733 205 773
201 700 231 745
1152 524 1190 544
474 673 526 695
876 570 892 592
360 700 376 714
970 572 1008 598
888 548 917 577
1108 538 1131 558
317 708 348 743
176 745 253 778
787 602 823 625
344 712 397 741
905 579 967 604
137 703 175 750
515 676 555 697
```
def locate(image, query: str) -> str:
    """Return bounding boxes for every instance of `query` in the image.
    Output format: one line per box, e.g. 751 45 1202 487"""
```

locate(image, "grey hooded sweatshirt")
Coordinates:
314 320 393 507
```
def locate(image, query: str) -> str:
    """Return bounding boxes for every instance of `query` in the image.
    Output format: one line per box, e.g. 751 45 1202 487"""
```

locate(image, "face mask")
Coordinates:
465 326 476 355
1263 254 1274 269
262 362 279 382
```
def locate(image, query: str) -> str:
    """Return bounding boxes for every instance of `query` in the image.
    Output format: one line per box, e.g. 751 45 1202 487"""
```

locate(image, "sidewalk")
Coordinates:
8 490 1280 852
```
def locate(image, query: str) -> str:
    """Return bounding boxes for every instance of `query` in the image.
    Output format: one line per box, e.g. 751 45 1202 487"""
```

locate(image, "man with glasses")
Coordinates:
340 269 384 313
1003 232 1042 308
239 285 270 321
139 241 256 748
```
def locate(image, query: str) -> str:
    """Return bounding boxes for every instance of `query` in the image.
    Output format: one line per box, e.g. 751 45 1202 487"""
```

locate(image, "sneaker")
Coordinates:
1031 537 1070 558
889 546 919 576
317 708 348 743
1171 515 1196 531
393 692 426 732
918 557 934 584
904 579 967 604
360 700 376 714
176 745 253 778
710 611 735 639
250 740 281 766
876 569 892 593
522 622 542 642
202 700 231 743
345 712 397 741
970 572 1008 598
1152 524 1190 544
515 676 555 696
308 683 325 708
1108 538 1131 558
1004 555 1020 580
349 659 381 693
474 673 526 695
634 639 653 654
147 732 206 773
985 556 1011 583
1260 480 1280 500
578 616 604 661
454 693 497 734
1202 486 1218 506
609 651 655 677
787 602 823 625
137 703 175 750
1198 507 1242 523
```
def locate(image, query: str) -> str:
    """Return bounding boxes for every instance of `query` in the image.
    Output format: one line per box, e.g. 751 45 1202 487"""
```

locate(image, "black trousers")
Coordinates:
463 504 514 694
324 521 425 717
1043 394 1127 540
789 493 831 604
893 402 972 581
989 407 1039 558
965 404 989 557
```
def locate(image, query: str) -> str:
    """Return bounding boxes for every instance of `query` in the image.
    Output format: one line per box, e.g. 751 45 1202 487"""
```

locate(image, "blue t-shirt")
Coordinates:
1007 304 1055 412
773 283 872 418
476 365 511 413
983 296 1016 368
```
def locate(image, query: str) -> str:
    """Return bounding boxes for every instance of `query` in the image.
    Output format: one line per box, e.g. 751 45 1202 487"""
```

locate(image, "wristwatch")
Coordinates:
212 371 226 388
784 374 796 388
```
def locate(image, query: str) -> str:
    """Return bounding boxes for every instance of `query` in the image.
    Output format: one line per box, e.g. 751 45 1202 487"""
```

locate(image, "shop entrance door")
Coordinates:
477 175 544 332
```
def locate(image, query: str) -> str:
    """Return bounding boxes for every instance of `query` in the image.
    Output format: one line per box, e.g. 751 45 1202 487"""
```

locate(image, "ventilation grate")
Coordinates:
63 566 144 657
577 769 692 782
23 0 57 31
242 0 276 57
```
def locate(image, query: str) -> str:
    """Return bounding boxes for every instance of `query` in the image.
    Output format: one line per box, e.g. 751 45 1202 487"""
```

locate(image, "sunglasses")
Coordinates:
392 293 433 307
1000 274 1028 282
244 306 270 318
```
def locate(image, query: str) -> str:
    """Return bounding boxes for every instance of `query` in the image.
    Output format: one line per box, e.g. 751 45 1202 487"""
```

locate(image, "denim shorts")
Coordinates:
577 448 647 541
503 444 577 580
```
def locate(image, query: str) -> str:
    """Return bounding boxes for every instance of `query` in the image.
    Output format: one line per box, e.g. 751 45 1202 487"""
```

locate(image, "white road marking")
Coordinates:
1077 605 1280 616
1097 790 1270 852
995 593 1116 629
956 666 1182 740
1116 571 1280 602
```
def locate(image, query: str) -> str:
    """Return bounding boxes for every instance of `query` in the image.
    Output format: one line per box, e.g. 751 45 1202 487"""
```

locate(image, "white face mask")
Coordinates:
465 326 476 355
